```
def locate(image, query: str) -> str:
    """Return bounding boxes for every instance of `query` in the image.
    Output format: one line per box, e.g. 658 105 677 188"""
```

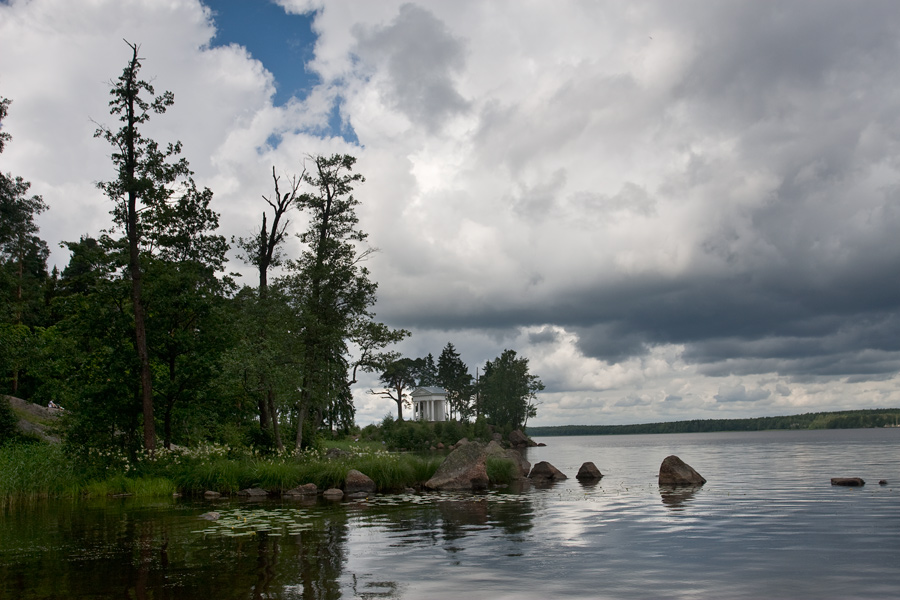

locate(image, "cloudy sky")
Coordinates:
2 0 900 427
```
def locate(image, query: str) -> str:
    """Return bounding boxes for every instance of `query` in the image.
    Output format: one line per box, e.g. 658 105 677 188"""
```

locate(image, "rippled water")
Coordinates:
2 429 898 599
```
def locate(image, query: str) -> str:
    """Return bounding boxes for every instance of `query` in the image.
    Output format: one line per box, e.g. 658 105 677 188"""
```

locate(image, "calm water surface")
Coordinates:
2 429 898 599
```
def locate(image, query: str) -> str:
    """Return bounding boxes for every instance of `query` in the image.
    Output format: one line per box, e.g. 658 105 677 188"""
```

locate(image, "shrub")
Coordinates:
486 456 517 485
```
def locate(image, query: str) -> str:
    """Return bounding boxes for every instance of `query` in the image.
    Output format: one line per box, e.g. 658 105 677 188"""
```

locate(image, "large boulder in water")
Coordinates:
576 462 603 480
344 469 376 494
426 441 491 490
658 455 706 486
528 461 567 481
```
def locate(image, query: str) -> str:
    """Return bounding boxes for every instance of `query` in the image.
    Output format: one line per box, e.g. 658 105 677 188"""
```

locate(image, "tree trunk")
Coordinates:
295 403 308 449
123 48 155 453
268 388 283 451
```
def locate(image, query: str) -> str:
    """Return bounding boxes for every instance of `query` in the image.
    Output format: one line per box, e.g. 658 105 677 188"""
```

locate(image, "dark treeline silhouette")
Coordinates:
528 408 900 437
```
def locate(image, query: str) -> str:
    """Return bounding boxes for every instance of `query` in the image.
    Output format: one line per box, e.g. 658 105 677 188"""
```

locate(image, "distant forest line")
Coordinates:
527 408 900 437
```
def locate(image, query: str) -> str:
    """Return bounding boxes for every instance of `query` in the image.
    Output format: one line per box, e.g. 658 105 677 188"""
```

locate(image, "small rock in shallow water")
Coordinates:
199 512 220 521
831 477 865 486
878 480 888 486
323 488 344 500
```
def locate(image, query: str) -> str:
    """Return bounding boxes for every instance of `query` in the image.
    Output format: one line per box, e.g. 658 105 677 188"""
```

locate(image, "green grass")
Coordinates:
1 440 449 503
0 442 81 504
486 456 517 485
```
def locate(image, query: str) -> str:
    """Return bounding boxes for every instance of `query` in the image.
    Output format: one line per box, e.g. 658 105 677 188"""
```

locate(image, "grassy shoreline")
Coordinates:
0 441 448 506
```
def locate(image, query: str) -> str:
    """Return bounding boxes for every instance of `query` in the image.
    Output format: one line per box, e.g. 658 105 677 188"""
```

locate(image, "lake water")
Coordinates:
1 429 898 599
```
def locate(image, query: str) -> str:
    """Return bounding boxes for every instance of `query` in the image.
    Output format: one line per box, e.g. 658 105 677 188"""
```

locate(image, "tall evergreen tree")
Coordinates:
285 154 377 446
94 42 205 451
0 96 50 396
437 342 474 421
417 353 438 386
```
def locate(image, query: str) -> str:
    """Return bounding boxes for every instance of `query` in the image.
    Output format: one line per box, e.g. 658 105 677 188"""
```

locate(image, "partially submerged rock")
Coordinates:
322 488 344 500
576 462 603 480
344 469 376 494
237 487 269 497
283 483 317 497
658 456 706 486
831 477 865 487
528 461 567 481
199 512 220 520
203 490 221 499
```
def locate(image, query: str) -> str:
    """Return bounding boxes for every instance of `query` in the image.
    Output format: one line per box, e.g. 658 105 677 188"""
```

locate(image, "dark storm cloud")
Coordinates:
527 327 559 345
353 3 469 132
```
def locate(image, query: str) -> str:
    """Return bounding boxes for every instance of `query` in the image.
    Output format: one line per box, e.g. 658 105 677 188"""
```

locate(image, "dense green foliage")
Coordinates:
478 349 544 430
362 413 493 451
527 408 900 437
0 396 17 446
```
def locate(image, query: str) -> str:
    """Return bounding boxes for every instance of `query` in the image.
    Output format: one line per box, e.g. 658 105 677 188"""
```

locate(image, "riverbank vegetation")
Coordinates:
527 408 900 437
0 439 446 506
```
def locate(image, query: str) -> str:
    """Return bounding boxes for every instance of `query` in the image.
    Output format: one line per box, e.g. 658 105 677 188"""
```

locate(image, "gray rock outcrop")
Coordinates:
508 429 537 448
322 488 344 500
658 455 706 486
576 462 603 480
485 440 531 477
6 395 61 443
425 441 491 490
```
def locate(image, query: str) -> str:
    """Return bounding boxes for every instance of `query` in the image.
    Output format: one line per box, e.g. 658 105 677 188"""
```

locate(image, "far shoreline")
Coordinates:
527 407 900 437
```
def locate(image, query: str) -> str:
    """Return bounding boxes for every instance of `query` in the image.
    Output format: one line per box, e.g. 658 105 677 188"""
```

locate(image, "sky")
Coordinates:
2 0 900 427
